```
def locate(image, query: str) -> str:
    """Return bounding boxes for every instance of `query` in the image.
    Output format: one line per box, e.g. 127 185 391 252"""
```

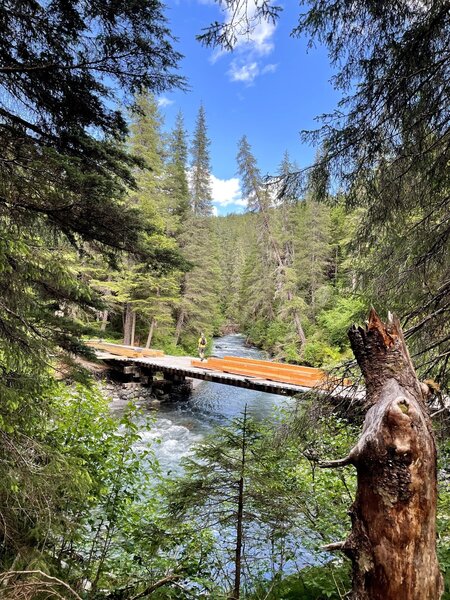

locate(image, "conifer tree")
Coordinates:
190 105 213 217
174 105 221 348
0 1 184 581
201 0 450 388
294 197 331 315
90 93 184 347
216 214 256 327
237 136 307 350
166 111 190 228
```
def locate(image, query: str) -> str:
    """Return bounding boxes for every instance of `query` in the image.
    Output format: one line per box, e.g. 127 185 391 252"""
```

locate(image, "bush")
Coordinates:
302 340 341 367
318 297 366 348
251 562 351 599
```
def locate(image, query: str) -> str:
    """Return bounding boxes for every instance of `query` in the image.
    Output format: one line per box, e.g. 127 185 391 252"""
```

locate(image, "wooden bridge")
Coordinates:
88 341 353 399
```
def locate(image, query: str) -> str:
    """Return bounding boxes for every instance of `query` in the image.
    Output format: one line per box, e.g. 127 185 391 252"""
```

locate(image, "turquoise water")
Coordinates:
133 334 293 474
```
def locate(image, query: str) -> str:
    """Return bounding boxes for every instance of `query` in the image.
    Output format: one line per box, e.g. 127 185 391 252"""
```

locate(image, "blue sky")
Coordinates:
158 0 341 215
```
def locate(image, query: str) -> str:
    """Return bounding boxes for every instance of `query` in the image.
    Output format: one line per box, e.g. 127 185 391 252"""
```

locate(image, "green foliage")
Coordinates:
174 106 222 348
252 562 351 600
0 6 186 588
205 0 450 390
0 378 217 597
190 105 214 217
302 340 341 368
164 408 357 598
214 188 357 366
318 297 366 349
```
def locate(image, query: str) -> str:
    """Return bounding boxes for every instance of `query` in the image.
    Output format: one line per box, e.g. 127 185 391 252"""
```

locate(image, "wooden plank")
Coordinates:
209 357 322 378
86 341 164 358
204 358 324 382
191 358 324 388
205 357 351 387
222 355 324 376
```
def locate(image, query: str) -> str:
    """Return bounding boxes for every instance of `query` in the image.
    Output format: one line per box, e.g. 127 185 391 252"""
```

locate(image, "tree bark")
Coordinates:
230 406 247 600
100 309 108 332
174 309 185 346
325 309 443 599
123 303 134 346
257 191 306 347
130 310 136 347
145 318 156 349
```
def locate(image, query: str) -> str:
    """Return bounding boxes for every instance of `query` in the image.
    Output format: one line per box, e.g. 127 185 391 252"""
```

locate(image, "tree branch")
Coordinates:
129 574 183 600
321 541 346 552
319 456 353 468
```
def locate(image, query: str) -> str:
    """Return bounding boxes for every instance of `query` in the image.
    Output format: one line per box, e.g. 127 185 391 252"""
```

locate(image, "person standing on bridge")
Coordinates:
198 333 207 361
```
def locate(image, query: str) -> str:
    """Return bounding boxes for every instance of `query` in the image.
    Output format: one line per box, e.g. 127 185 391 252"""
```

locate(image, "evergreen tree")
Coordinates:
167 410 300 599
0 0 183 581
174 105 221 349
166 110 191 228
237 136 307 350
190 104 214 217
294 197 332 315
105 93 184 347
0 2 184 393
216 213 256 327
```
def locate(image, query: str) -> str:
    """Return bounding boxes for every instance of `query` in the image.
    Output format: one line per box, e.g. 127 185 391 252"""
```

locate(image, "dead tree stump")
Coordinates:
323 309 443 599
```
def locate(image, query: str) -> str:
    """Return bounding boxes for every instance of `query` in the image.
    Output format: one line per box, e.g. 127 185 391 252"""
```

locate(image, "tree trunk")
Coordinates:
146 318 156 349
100 309 108 332
230 407 247 600
286 289 306 346
174 309 185 346
323 309 443 599
123 303 134 346
258 198 306 347
130 310 136 347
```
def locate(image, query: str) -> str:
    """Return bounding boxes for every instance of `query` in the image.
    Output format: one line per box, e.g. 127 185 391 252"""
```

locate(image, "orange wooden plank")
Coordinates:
206 358 323 380
87 341 164 358
191 358 324 388
222 356 323 376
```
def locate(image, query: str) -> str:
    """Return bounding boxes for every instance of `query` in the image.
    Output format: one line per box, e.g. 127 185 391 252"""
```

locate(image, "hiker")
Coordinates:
198 333 207 361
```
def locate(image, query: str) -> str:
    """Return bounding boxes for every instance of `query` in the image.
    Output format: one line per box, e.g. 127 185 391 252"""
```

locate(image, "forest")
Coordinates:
0 0 449 599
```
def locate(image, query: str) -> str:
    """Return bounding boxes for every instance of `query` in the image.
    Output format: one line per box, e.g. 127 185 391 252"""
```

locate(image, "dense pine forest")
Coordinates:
86 95 361 369
0 1 449 599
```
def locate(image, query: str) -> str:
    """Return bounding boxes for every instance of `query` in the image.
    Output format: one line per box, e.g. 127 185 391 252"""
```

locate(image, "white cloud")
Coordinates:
157 96 174 108
225 1 276 56
210 174 247 207
209 1 278 85
245 17 275 56
228 61 259 84
261 63 278 74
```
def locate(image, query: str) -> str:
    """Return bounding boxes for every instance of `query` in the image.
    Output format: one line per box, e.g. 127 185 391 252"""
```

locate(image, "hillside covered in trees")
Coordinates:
0 0 449 599
84 94 362 369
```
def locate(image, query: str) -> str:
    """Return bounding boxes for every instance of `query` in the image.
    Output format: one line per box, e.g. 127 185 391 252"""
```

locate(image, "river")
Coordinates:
129 334 294 474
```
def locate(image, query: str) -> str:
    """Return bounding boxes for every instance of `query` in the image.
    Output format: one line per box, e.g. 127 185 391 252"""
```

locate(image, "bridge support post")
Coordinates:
163 372 192 401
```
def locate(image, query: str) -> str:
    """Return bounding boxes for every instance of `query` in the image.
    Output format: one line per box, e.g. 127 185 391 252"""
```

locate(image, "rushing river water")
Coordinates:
109 334 312 579
129 334 294 474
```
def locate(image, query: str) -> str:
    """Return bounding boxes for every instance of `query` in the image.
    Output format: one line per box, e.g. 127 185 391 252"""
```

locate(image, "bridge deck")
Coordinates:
92 342 354 398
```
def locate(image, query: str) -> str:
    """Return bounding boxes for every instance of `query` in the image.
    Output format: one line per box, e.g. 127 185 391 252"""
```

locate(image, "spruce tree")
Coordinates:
0 0 183 578
118 93 184 347
174 105 221 349
190 104 214 217
166 111 191 228
294 196 332 315
237 136 307 351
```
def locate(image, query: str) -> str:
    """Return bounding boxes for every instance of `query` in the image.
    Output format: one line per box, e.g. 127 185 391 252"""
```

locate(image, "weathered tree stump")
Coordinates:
323 309 443 599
